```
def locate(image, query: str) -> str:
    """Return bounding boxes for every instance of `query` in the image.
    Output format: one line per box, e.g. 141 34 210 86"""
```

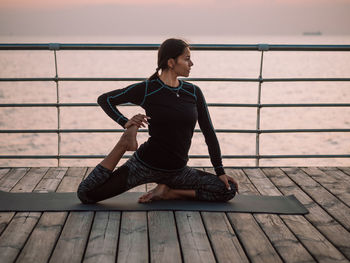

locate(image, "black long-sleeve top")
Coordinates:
97 77 225 176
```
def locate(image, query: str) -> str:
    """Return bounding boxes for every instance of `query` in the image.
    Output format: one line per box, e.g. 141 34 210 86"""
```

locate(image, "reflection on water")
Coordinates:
0 34 349 167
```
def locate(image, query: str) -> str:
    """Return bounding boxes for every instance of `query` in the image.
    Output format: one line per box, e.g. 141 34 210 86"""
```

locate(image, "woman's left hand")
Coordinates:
218 174 239 194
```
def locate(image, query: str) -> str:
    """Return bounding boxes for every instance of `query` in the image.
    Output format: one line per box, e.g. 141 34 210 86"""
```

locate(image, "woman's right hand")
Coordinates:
124 114 150 129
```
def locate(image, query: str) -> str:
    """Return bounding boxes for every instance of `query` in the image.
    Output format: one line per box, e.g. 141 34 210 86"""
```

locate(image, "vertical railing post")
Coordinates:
256 44 269 167
49 43 61 167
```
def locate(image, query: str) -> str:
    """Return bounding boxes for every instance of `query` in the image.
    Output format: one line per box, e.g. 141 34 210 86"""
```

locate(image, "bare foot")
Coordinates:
138 184 170 203
119 125 138 151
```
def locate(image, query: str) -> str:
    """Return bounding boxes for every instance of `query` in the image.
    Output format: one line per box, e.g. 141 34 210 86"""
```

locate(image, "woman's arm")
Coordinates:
97 81 146 128
196 85 239 193
195 85 225 176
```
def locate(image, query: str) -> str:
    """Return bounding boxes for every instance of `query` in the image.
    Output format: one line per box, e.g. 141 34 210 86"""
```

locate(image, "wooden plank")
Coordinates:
148 211 182 263
227 168 259 195
280 214 348 263
0 168 29 192
0 168 10 181
319 167 350 184
282 167 350 231
214 168 283 263
201 212 249 263
17 167 85 263
117 212 148 263
0 168 29 235
246 168 348 263
85 166 147 263
263 167 350 260
227 213 283 263
117 182 147 262
338 167 350 176
84 212 121 263
50 211 94 263
12 167 49 192
0 168 48 263
302 167 350 207
0 212 41 263
175 211 216 263
15 167 68 263
229 169 314 263
0 213 13 236
200 168 250 262
34 167 68 193
56 167 87 192
16 212 67 263
254 213 316 263
48 167 92 263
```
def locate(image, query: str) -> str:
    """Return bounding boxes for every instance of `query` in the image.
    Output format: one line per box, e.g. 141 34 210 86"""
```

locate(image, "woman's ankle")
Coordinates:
122 125 139 151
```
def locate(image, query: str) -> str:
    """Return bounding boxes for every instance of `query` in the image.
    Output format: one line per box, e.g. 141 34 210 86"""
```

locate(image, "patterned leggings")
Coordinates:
77 154 237 204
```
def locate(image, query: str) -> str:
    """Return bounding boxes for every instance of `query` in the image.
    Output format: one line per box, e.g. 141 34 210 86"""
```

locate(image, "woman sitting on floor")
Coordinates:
77 38 239 204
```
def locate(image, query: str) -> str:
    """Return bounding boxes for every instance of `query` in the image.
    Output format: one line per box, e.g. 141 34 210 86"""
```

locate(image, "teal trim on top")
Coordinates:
140 80 148 106
197 85 215 130
107 81 142 121
193 83 197 100
180 83 196 99
145 86 163 97
204 103 215 131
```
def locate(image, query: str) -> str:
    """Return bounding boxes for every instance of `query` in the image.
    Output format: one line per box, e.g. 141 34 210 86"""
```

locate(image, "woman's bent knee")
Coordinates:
221 186 236 202
196 183 236 202
76 164 113 204
77 164 130 204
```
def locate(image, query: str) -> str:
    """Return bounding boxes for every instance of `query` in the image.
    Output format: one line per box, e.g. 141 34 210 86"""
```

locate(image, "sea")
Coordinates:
0 34 349 167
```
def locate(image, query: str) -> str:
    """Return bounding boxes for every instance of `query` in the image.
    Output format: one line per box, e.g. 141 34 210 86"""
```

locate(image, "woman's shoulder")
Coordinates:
181 80 201 92
123 80 148 91
181 80 204 97
182 79 198 87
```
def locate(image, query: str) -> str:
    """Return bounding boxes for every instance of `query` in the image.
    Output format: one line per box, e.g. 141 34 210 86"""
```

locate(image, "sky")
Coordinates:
0 0 349 36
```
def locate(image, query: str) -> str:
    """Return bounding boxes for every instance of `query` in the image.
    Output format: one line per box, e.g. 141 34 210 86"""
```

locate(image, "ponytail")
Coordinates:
148 67 160 81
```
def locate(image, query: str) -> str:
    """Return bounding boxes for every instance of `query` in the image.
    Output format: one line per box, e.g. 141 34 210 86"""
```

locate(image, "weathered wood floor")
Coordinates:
0 167 349 263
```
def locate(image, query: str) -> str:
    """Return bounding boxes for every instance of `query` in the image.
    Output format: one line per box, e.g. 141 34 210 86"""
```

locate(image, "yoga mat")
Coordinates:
0 191 308 214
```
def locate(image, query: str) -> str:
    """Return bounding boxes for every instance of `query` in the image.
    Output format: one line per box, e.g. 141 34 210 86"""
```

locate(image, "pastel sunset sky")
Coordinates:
0 0 349 36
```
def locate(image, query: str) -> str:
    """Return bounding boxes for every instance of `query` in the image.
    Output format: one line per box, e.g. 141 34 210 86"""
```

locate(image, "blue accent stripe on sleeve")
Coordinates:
204 102 214 130
107 82 141 119
140 80 148 106
193 83 197 100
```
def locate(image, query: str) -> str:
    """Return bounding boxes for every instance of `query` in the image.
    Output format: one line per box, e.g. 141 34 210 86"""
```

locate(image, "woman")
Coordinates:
77 38 239 204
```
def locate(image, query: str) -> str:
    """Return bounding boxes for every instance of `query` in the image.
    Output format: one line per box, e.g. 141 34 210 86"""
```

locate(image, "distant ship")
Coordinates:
302 31 322 36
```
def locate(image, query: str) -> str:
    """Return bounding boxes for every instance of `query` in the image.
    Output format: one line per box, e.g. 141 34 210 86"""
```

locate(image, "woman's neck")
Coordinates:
159 70 179 87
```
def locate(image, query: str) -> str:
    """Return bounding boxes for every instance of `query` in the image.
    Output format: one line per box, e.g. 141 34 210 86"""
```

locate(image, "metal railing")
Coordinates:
1 43 350 167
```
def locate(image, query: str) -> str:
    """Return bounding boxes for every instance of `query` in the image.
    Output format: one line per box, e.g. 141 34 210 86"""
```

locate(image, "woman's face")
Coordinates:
173 47 194 77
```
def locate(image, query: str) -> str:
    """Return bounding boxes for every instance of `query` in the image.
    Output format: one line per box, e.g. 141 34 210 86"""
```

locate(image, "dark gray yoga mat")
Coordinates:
0 191 308 214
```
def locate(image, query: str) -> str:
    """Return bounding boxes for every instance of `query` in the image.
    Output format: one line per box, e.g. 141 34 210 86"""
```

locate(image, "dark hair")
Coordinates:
148 38 189 81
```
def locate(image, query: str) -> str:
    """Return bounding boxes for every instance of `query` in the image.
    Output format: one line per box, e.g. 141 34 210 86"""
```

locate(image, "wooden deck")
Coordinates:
0 167 349 263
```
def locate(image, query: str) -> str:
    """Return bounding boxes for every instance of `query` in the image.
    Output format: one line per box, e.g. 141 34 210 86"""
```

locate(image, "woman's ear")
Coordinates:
167 58 176 69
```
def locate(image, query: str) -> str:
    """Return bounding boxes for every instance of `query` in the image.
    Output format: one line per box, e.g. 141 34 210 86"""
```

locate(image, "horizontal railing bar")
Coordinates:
1 103 350 108
1 43 350 51
1 154 349 159
1 129 349 133
0 103 132 107
1 77 350 82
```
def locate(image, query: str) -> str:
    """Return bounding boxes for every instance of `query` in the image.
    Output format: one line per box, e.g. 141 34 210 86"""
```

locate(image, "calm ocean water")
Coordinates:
0 34 349 167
